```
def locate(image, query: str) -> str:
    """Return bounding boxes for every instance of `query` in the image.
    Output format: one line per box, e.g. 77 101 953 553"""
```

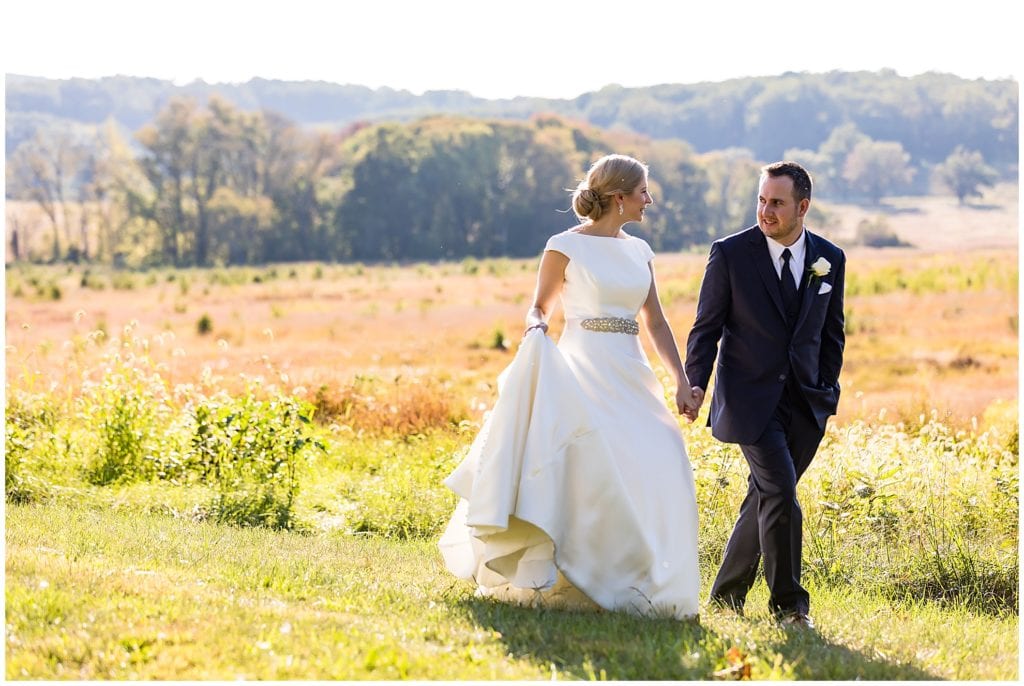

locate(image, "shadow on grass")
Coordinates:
766 625 941 681
462 598 939 680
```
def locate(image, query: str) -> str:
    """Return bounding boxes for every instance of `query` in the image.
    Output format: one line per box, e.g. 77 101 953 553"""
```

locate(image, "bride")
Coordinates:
439 154 701 619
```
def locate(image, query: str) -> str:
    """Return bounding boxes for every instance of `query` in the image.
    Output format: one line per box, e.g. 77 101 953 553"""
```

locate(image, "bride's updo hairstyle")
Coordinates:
571 154 648 221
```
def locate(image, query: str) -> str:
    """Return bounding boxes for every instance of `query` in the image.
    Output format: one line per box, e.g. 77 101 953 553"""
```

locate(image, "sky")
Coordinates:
2 0 1020 100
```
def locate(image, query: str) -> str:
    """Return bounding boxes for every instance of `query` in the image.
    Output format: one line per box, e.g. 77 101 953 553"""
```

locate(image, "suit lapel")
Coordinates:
748 229 787 323
793 230 820 332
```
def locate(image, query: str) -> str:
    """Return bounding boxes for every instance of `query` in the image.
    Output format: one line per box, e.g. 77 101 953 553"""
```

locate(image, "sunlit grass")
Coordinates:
5 503 1017 680
5 244 1018 679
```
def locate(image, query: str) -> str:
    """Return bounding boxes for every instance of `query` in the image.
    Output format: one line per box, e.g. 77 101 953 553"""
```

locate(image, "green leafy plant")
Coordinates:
189 391 323 529
80 356 176 486
4 392 60 503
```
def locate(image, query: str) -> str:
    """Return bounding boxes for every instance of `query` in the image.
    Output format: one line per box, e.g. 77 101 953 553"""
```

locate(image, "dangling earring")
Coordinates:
618 202 624 216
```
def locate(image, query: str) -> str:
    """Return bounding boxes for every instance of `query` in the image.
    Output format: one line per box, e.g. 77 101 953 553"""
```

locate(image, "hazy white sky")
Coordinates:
3 0 1019 99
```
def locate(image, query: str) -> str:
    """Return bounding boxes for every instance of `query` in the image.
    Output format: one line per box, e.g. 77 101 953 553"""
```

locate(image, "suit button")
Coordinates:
778 374 787 382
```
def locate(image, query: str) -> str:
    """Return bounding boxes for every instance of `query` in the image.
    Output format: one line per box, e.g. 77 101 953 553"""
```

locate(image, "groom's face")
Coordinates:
757 174 808 246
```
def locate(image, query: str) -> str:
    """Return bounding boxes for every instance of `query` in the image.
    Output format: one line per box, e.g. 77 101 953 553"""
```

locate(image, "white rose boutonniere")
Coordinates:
809 257 831 278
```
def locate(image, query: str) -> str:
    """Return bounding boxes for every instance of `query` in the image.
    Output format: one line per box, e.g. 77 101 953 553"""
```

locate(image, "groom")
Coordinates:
684 161 845 628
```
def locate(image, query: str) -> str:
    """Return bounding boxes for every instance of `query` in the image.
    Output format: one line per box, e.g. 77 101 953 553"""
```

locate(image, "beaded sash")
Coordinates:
579 317 640 335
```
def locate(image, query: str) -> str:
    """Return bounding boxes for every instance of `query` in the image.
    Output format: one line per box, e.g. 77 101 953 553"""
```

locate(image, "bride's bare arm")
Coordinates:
525 250 569 333
639 264 700 420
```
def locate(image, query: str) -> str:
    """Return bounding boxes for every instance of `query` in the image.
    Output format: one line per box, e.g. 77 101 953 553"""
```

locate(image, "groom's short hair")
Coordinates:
762 161 812 203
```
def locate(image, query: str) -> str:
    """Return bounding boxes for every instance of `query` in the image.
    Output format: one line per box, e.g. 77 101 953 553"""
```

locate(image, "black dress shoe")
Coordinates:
778 612 815 630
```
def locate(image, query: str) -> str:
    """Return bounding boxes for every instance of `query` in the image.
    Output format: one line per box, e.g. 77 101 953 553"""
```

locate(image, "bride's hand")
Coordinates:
523 322 548 337
679 386 704 423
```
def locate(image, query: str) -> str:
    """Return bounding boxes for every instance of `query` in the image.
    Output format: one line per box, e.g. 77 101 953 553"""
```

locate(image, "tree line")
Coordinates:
8 70 1017 172
5 94 1007 267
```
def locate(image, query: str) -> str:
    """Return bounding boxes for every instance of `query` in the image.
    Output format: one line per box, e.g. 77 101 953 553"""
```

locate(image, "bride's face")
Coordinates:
622 175 653 223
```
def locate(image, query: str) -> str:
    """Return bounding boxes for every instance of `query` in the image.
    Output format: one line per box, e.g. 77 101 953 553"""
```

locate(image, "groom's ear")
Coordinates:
797 198 810 218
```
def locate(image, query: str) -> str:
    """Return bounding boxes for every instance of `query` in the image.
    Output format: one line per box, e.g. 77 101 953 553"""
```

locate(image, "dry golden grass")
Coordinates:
5 189 1017 433
4 253 1015 435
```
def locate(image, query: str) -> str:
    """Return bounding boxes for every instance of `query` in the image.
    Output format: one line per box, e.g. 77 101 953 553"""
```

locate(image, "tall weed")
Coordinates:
4 391 62 502
800 419 1016 613
78 351 178 485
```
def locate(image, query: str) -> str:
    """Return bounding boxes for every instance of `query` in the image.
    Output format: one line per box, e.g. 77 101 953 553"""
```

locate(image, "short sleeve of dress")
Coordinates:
635 237 655 262
544 231 572 259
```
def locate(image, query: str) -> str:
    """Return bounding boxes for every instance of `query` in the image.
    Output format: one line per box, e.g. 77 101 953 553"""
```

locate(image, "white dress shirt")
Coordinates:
766 229 806 286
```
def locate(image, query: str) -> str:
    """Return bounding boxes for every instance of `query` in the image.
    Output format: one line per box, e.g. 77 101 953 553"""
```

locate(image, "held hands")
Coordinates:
677 386 705 423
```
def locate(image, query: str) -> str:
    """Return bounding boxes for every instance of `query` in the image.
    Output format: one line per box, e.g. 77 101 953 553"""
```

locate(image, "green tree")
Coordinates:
93 119 165 267
132 96 323 265
934 146 999 205
334 115 578 262
743 80 843 160
842 139 915 204
206 187 275 264
335 124 425 261
260 124 342 262
782 122 870 200
134 97 198 265
641 140 712 249
701 148 761 238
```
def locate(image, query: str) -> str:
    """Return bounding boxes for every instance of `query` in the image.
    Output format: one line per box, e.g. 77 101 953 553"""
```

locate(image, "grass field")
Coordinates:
4 186 1019 679
5 502 1016 680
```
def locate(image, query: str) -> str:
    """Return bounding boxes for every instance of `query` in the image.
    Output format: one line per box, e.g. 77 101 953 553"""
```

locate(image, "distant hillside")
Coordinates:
6 70 1018 170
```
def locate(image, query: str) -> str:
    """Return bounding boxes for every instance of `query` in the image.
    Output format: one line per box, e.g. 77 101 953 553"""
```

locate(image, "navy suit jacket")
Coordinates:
685 226 846 444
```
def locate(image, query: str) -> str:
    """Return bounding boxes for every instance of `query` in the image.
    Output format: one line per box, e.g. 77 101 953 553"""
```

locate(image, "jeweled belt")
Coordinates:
579 317 639 335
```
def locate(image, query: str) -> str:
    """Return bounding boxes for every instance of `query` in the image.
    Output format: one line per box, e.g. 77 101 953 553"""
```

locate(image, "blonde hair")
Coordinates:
571 154 648 221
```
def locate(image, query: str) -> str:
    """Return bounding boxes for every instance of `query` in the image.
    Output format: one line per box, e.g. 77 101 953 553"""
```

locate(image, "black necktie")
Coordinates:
780 248 799 325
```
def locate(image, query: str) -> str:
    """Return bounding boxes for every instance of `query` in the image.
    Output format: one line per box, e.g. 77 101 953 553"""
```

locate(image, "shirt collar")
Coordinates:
766 228 806 267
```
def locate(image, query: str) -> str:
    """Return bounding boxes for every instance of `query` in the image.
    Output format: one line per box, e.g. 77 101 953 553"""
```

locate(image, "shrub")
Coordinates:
188 391 323 529
855 217 910 248
491 327 508 351
80 270 106 290
111 272 137 290
197 314 213 335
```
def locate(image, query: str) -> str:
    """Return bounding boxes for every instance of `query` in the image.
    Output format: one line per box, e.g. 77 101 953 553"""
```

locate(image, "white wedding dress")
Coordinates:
439 230 699 619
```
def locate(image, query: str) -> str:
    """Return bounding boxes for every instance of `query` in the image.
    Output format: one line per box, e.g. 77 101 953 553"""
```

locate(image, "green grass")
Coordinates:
5 253 1018 679
5 360 1018 678
5 502 1016 680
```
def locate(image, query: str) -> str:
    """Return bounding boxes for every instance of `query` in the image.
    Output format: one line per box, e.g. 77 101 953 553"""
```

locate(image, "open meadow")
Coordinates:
4 186 1019 680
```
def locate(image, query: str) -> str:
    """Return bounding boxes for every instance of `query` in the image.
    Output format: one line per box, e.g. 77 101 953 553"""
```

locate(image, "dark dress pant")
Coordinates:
709 376 825 616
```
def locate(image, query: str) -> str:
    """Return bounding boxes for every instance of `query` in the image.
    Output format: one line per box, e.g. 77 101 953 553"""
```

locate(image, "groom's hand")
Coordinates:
680 386 704 422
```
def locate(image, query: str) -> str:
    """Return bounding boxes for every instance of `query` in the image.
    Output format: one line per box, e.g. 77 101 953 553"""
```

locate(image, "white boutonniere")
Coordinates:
809 257 831 278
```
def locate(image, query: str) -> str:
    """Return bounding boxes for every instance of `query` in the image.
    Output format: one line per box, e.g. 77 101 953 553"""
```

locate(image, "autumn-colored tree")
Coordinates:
6 131 85 260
